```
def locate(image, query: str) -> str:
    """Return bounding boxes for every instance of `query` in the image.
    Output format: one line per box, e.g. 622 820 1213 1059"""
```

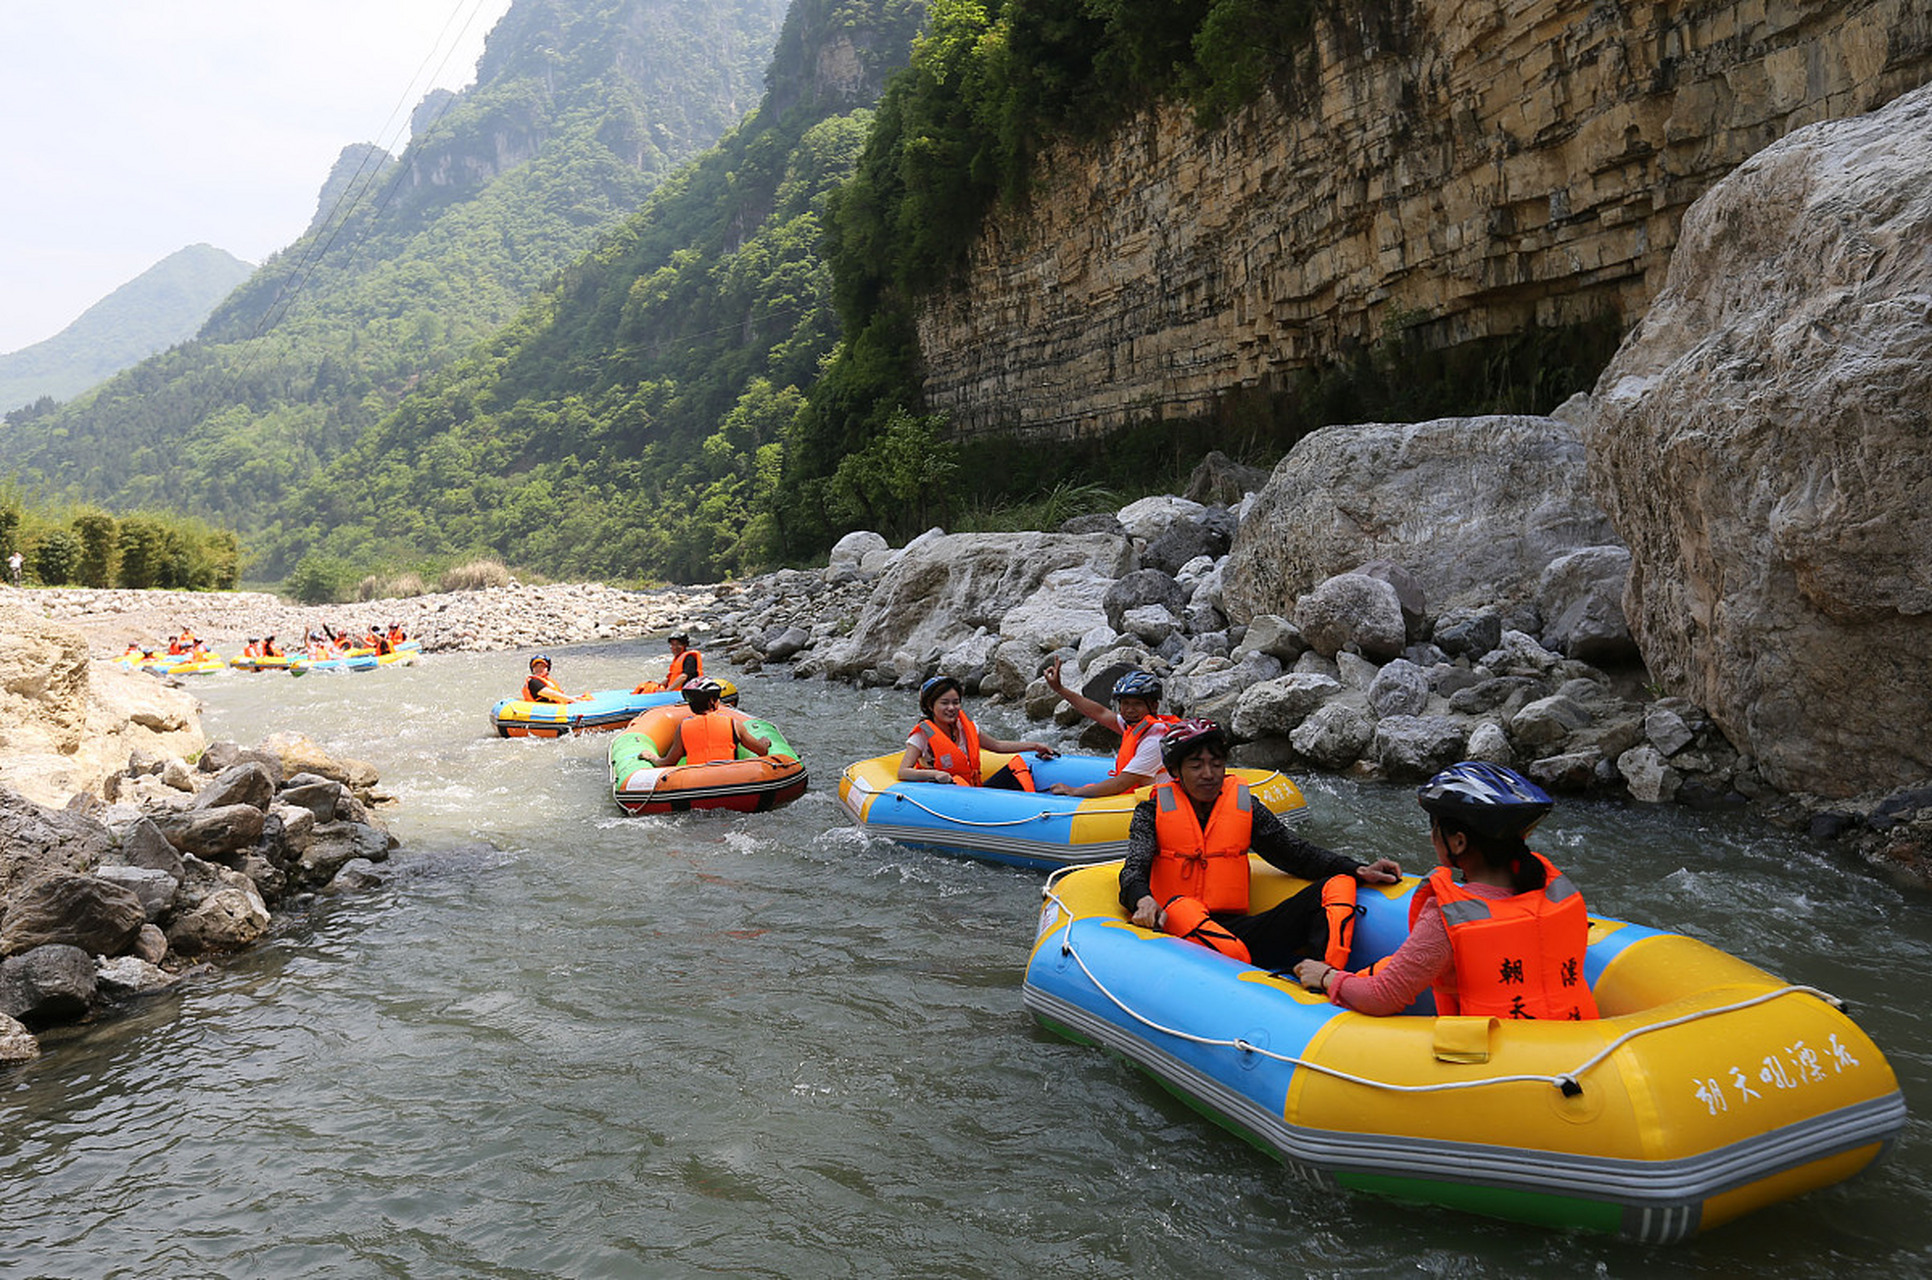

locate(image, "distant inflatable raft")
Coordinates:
1024 859 1905 1241
608 704 807 814
491 680 738 738
838 752 1306 871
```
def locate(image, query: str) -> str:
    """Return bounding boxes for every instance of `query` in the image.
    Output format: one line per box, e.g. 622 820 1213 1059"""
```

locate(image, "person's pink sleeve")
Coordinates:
1328 903 1452 1016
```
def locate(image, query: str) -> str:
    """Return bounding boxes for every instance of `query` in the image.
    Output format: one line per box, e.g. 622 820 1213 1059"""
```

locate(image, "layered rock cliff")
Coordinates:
916 0 1932 437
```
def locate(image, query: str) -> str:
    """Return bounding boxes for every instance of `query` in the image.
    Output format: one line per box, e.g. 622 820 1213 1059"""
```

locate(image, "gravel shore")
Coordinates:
11 581 736 658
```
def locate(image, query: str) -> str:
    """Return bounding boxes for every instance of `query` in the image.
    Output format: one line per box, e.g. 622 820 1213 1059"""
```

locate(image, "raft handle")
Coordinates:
1557 1076 1583 1097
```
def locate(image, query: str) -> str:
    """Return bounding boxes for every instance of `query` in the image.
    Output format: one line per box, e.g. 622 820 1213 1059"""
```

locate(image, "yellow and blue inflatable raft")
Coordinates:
1023 858 1903 1241
838 752 1306 871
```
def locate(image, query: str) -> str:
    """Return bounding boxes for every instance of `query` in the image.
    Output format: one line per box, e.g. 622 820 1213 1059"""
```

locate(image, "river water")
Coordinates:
3 643 1928 1278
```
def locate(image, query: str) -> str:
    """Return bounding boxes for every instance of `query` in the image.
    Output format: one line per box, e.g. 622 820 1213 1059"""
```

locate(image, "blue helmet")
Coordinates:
1112 670 1162 706
530 653 552 669
1417 762 1554 841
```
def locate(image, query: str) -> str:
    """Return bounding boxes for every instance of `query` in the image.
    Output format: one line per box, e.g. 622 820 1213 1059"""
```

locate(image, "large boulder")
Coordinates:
1537 546 1637 665
820 532 1134 679
0 608 204 805
1584 84 1932 797
0 944 97 1026
1224 414 1619 623
0 787 116 903
0 872 146 958
1292 573 1407 660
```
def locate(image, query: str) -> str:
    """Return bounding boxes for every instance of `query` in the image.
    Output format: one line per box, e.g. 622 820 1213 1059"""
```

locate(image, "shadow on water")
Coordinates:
3 642 1927 1277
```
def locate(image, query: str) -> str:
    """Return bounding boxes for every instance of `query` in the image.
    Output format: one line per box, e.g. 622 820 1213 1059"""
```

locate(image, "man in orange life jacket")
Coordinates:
641 678 770 766
1120 720 1401 970
524 654 589 704
1040 662 1176 797
1293 762 1598 1020
633 633 702 694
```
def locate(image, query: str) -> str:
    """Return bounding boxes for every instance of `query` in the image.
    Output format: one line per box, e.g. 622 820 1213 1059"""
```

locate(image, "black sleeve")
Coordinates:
1119 800 1160 911
680 653 700 680
1248 802 1363 882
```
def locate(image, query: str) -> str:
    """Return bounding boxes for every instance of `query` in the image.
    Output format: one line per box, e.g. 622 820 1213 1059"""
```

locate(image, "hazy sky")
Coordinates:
0 0 516 355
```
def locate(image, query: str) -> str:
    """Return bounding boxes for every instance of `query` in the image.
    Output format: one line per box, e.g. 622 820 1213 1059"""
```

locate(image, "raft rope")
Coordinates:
860 768 1289 830
1039 878 1845 1097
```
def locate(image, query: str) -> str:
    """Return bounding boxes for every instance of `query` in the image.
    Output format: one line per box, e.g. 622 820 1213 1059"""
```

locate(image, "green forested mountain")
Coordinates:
0 244 253 414
1 0 789 573
268 0 928 587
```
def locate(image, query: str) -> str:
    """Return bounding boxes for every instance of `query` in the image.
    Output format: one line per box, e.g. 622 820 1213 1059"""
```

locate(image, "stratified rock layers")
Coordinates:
916 0 1932 437
1584 83 1932 798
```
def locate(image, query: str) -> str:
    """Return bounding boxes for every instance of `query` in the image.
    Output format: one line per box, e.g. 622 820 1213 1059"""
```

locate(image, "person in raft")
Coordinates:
1122 719 1402 970
899 675 1058 790
633 633 703 694
1293 762 1599 1020
523 653 589 704
1040 662 1176 797
639 678 770 766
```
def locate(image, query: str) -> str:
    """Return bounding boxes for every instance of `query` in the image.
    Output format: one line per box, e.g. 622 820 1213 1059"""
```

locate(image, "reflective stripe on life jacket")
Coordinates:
681 710 738 765
918 713 982 785
1412 851 1599 1021
1112 713 1179 779
1149 779 1254 913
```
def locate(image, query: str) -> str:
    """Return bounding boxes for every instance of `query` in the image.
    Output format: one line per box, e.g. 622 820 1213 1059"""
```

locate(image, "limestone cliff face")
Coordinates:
916 0 1932 438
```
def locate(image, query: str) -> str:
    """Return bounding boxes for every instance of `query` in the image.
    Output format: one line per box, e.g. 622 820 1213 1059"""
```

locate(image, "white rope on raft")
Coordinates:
1038 881 1844 1096
857 766 1288 831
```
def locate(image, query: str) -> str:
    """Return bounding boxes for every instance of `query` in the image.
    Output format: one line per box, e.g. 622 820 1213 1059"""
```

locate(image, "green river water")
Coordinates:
2 641 1927 1277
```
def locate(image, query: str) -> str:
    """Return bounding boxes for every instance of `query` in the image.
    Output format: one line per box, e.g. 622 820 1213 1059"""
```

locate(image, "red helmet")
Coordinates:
1159 718 1229 774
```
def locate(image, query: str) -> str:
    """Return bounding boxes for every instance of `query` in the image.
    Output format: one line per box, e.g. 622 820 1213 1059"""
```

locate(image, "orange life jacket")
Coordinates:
243 642 261 658
1113 713 1179 778
1150 779 1254 913
526 673 569 703
918 713 982 785
1413 852 1599 1021
666 649 705 690
265 641 284 657
387 627 407 645
167 638 189 655
681 710 738 765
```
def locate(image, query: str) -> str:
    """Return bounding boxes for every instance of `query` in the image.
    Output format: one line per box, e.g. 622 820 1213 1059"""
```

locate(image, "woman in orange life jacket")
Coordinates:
1121 719 1402 970
1040 662 1176 797
523 653 589 704
897 675 1058 790
1294 762 1599 1021
263 635 284 658
633 633 703 694
242 638 262 659
639 678 771 767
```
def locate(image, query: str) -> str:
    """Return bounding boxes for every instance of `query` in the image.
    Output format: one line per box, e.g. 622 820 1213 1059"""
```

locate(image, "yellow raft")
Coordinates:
1024 858 1904 1241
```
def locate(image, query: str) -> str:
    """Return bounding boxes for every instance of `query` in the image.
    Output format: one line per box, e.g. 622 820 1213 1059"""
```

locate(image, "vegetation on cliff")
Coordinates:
254 0 927 589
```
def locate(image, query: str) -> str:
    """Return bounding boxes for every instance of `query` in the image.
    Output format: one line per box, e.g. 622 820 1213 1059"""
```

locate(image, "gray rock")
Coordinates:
1103 569 1189 632
1465 720 1514 764
1182 450 1272 507
1231 674 1345 740
0 1011 37 1064
295 822 396 889
0 944 97 1025
1121 603 1180 644
91 865 179 923
151 804 266 860
1448 676 1546 715
1059 513 1125 536
1433 607 1504 658
759 625 813 662
95 955 176 997
1225 414 1620 623
1116 495 1207 542
165 862 271 955
1509 695 1594 751
1142 508 1236 575
1352 559 1429 641
117 816 185 880
1293 573 1406 660
1478 630 1564 676
1537 545 1638 665
191 762 277 813
1527 749 1606 793
1644 705 1696 757
1619 745 1683 803
1231 614 1306 663
1371 715 1469 778
1584 82 1932 797
1290 701 1376 769
1366 659 1432 719
0 872 146 958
